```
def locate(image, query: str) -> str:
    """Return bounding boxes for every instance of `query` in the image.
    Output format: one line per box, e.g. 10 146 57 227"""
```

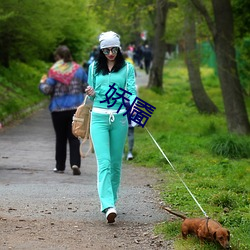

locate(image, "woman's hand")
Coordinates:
85 86 96 97
40 74 47 83
130 103 137 116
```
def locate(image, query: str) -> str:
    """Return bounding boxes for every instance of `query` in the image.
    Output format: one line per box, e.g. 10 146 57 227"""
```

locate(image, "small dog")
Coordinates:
162 207 231 249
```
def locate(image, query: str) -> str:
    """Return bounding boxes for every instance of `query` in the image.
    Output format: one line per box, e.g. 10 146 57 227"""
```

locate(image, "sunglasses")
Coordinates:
102 47 119 55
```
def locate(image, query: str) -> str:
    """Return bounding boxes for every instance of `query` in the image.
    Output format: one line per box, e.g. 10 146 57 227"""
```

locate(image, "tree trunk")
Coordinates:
184 4 218 114
191 0 250 134
212 0 250 134
147 0 169 89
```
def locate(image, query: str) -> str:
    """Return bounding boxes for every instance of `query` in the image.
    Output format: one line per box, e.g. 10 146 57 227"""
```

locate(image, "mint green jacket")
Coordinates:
87 62 137 111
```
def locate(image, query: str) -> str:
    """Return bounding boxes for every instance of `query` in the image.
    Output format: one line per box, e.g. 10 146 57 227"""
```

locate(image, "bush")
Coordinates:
210 191 237 209
210 135 250 159
0 60 49 123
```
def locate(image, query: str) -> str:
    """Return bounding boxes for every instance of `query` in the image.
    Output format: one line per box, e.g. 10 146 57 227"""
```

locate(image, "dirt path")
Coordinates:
0 71 174 250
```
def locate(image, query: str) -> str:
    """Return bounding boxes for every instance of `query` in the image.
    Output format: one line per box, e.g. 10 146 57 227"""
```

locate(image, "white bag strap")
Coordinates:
78 102 94 158
79 116 94 158
83 94 88 105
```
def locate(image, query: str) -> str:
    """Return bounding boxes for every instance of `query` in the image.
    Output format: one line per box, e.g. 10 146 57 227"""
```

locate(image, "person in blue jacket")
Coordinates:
39 45 88 176
85 31 137 223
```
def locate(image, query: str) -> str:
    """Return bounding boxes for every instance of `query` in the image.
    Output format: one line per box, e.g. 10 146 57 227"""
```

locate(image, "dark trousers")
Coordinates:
144 59 151 74
128 127 134 152
51 110 80 171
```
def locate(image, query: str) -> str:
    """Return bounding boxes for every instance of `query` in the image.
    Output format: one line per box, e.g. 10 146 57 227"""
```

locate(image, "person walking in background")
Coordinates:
88 46 99 64
124 98 137 160
123 51 134 66
39 45 88 175
85 31 137 223
87 46 100 71
134 44 144 69
143 44 152 74
123 51 137 160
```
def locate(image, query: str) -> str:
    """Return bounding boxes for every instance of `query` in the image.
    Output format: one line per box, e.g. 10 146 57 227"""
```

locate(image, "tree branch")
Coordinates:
190 0 216 37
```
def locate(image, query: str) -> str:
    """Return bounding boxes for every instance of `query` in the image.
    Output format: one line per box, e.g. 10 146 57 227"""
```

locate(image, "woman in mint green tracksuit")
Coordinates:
86 31 137 223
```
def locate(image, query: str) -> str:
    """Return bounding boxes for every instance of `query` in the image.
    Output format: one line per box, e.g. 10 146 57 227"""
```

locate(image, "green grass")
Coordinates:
128 58 250 250
0 60 50 123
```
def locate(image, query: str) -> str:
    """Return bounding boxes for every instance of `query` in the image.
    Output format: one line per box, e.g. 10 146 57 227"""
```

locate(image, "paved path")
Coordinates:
0 71 174 249
135 68 149 88
0 68 153 224
0 106 164 224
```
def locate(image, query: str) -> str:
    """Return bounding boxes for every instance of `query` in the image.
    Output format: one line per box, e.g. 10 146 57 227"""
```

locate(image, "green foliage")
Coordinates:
154 221 181 240
92 0 156 46
165 3 184 44
165 0 213 45
129 58 250 249
0 0 99 66
0 60 49 122
232 0 250 39
236 37 250 95
210 135 250 159
210 191 238 209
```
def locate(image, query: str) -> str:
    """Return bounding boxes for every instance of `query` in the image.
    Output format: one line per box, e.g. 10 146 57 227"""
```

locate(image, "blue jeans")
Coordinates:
90 111 128 212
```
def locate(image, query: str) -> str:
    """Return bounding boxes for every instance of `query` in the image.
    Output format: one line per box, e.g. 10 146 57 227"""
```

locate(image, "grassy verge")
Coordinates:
0 60 50 125
128 59 250 250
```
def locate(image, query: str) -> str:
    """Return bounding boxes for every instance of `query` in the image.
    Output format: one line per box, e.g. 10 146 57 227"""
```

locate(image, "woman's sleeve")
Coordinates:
75 67 88 84
126 63 137 105
39 77 56 95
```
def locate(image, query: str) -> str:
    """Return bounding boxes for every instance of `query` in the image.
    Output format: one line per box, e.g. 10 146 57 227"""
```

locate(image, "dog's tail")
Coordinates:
162 206 187 220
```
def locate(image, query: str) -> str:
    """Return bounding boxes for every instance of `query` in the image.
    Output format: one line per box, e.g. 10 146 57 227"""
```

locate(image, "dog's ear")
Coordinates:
227 230 230 240
213 231 217 240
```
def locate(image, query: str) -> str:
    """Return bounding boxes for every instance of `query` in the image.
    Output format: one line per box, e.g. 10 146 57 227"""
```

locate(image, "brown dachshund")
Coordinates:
162 207 231 249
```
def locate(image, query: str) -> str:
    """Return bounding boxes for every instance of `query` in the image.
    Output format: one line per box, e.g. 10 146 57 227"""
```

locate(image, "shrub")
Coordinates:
210 135 250 159
210 191 237 209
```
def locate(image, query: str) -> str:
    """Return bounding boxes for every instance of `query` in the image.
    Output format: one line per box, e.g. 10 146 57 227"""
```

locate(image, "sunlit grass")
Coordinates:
128 58 250 250
0 60 49 122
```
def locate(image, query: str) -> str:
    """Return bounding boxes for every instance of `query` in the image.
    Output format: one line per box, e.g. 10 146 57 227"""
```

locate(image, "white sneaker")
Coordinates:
53 168 64 173
127 152 133 160
105 207 117 223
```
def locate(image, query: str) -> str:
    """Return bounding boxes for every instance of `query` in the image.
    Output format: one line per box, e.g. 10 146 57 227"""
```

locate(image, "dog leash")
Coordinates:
145 126 209 218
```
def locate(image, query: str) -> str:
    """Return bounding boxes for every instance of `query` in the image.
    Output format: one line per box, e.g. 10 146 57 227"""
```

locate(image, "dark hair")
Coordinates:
95 48 126 75
54 45 73 63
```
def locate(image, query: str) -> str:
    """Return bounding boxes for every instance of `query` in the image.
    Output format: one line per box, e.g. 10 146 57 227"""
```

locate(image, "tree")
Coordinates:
232 0 250 40
184 1 218 114
91 0 155 48
148 0 177 89
191 0 250 134
0 0 98 66
232 0 250 96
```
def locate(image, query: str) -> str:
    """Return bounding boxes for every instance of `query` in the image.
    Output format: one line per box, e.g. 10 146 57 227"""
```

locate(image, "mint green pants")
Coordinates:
90 111 128 212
